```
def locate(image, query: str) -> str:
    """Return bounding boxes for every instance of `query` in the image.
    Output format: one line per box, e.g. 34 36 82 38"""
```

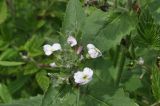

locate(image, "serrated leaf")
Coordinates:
0 61 24 66
0 0 7 24
104 89 138 106
151 66 160 100
62 0 85 34
83 12 137 51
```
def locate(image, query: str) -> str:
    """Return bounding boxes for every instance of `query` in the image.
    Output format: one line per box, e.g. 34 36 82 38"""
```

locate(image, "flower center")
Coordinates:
83 75 88 80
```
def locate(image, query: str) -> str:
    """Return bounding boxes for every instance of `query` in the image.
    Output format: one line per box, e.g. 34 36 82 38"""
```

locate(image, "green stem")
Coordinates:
76 88 80 106
115 48 126 87
114 0 118 8
113 45 120 67
128 0 132 11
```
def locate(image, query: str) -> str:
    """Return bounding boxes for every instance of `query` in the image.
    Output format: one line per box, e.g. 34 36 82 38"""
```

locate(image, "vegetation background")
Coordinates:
0 0 160 106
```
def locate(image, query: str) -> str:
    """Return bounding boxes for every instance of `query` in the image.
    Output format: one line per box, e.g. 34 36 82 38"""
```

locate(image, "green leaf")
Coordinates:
36 71 50 92
62 0 85 34
23 35 44 57
41 81 78 106
148 0 160 24
124 75 142 92
41 82 63 106
24 64 39 75
0 61 24 66
0 49 18 61
0 96 42 106
0 84 12 103
134 10 160 50
0 0 7 24
104 89 138 106
8 76 29 94
151 66 160 101
82 9 108 40
83 11 137 51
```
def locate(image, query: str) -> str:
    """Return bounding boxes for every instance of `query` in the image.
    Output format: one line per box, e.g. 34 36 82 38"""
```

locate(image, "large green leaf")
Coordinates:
62 0 85 34
0 0 7 24
83 11 137 51
82 9 108 41
148 0 160 24
103 89 138 106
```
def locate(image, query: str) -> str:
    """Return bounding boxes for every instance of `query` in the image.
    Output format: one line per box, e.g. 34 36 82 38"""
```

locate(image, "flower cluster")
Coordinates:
43 35 101 85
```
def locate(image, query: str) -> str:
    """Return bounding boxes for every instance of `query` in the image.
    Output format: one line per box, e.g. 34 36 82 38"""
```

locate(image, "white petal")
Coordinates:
83 67 93 78
80 78 92 85
45 51 53 56
67 36 77 47
52 43 62 51
43 44 53 56
87 44 95 49
74 71 84 84
49 62 57 68
88 49 99 58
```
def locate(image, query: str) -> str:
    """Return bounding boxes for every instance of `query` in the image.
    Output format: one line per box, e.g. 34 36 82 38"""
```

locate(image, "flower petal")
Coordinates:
83 67 93 78
67 36 77 47
87 44 95 50
49 62 57 68
43 44 53 56
52 43 62 51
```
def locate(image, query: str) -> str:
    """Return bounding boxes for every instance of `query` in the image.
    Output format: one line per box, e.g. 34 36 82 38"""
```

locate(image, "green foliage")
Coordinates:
0 61 24 66
0 84 12 103
0 0 7 24
151 66 160 101
0 0 160 106
36 71 50 92
62 0 85 34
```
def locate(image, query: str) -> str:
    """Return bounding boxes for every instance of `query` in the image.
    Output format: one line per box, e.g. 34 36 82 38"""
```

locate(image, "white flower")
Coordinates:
49 62 57 68
52 43 62 51
74 67 93 85
67 36 77 47
87 44 102 58
87 44 95 49
43 43 62 56
43 44 53 56
138 57 144 65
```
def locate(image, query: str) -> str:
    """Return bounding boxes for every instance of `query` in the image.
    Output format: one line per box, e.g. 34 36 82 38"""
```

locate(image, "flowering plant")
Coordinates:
0 0 160 106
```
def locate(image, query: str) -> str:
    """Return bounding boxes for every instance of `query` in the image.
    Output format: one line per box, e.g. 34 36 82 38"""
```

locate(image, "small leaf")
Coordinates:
0 61 24 66
0 0 8 24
